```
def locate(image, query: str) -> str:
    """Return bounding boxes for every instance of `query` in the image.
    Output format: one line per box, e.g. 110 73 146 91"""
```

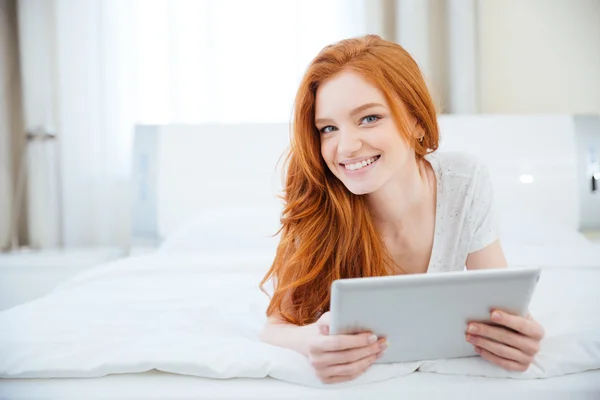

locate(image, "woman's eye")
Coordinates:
361 115 380 124
320 126 336 134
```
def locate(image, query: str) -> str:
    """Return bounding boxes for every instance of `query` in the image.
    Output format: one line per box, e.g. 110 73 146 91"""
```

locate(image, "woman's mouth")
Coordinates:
341 155 380 171
340 155 381 173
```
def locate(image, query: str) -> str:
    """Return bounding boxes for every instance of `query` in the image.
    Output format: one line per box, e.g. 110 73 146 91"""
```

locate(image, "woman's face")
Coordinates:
315 70 417 195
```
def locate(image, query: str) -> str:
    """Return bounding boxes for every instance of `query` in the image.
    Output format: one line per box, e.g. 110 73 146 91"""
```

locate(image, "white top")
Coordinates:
424 151 499 273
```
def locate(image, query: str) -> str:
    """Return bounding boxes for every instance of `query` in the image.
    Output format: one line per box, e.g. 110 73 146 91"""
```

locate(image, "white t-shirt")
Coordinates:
423 151 499 273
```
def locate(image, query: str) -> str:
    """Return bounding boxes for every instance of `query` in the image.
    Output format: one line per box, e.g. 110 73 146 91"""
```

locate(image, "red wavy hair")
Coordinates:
260 35 439 326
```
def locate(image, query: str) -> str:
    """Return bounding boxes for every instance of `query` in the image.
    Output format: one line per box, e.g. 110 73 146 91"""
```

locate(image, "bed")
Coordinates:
1 115 600 399
4 370 600 400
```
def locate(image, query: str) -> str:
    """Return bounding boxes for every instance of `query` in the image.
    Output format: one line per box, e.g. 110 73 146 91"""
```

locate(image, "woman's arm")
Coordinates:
260 283 319 356
260 315 318 356
465 239 507 270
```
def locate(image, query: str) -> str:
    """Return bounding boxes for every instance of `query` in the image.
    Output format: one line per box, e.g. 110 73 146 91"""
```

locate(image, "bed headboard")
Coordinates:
130 115 600 244
131 123 291 243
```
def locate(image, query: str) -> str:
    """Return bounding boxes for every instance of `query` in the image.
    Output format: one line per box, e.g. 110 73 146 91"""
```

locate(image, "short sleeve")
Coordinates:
468 160 500 253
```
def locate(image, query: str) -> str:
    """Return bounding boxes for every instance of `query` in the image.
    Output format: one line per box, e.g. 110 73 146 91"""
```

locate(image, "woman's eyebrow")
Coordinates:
349 102 385 117
315 102 385 125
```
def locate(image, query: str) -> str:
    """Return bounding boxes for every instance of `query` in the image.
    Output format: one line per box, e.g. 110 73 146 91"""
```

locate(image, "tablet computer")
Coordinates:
329 267 541 363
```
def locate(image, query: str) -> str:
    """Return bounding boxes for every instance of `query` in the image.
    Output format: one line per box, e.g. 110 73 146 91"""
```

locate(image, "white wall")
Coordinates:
477 0 600 114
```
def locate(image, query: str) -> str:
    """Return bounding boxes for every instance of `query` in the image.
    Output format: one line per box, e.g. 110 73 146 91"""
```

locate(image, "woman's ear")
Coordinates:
411 120 425 141
411 119 421 136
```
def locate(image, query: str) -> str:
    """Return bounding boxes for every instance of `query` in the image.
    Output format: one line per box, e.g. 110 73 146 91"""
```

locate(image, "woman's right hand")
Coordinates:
306 312 387 384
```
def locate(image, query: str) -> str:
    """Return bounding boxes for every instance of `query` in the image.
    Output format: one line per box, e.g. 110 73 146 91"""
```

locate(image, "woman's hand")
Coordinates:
306 312 387 384
466 310 544 372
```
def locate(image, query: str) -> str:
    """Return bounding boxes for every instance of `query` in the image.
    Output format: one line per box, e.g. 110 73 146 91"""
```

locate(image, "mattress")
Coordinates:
2 370 600 400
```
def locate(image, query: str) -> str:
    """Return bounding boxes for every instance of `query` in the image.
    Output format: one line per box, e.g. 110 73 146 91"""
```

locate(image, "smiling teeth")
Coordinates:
344 156 379 171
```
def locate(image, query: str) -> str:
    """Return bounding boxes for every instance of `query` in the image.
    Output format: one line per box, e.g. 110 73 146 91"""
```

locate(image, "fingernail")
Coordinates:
368 334 378 344
466 334 475 343
468 324 479 334
379 342 388 351
492 311 502 321
475 346 482 354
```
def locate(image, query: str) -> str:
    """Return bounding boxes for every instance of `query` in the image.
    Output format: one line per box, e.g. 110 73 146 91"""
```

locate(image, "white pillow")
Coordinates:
159 206 591 255
158 206 282 255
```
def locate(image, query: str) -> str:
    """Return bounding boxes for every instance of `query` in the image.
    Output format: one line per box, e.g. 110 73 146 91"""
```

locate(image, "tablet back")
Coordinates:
329 268 540 363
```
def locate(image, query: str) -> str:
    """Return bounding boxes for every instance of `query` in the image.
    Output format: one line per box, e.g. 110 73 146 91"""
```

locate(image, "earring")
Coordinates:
418 135 424 143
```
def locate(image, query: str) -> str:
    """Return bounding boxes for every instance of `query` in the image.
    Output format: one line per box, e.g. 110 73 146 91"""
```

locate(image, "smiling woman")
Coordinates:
259 35 544 384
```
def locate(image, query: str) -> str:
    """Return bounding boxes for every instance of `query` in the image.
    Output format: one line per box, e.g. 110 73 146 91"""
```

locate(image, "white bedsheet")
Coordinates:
1 253 599 388
503 243 600 269
2 370 600 400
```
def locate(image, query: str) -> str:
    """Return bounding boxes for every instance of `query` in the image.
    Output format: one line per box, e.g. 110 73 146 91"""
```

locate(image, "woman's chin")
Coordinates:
344 182 379 196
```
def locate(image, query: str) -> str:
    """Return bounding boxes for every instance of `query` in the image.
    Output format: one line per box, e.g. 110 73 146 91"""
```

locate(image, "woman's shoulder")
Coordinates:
425 150 488 180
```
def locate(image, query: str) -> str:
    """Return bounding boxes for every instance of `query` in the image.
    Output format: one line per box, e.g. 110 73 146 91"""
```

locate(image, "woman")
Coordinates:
259 35 544 384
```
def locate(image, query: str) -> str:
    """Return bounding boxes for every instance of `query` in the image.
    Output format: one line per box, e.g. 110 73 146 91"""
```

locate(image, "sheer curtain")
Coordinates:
17 0 377 249
395 0 479 114
133 0 479 121
134 0 374 124
0 0 26 251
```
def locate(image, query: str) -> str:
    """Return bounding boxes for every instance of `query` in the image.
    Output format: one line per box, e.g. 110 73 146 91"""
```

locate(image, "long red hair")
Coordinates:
260 35 439 326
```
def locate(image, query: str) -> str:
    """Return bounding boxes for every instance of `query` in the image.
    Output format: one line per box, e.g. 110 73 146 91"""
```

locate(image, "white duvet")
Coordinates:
1 253 599 388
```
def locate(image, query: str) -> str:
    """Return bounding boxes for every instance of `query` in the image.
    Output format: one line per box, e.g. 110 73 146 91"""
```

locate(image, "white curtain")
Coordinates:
17 0 135 249
0 0 25 251
394 0 478 113
134 0 379 124
0 0 13 250
16 0 378 249
16 0 60 250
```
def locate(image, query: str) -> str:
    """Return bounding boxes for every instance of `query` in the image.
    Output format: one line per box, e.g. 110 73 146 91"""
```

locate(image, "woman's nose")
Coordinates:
337 129 362 157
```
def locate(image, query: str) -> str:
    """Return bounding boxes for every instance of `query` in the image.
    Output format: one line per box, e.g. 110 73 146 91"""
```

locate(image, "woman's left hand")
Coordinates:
466 310 544 372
